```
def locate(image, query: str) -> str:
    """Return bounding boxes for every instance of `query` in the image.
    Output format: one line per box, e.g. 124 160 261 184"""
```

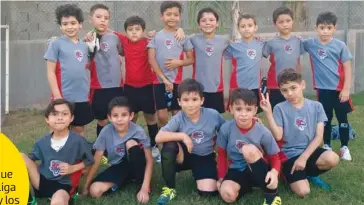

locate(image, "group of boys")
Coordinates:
24 1 354 205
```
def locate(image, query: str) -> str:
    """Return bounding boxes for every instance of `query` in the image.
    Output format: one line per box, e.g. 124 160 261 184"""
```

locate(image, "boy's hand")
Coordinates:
216 179 223 191
137 187 150 204
147 30 156 40
265 169 279 189
254 35 264 41
59 163 73 175
84 31 94 42
260 93 272 113
165 59 182 69
339 88 350 102
175 28 185 41
182 134 193 153
253 116 263 123
81 188 89 197
291 155 307 174
163 78 173 92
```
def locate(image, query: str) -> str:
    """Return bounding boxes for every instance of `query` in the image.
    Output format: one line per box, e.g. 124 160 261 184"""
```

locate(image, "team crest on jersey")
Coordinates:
115 144 125 154
165 39 174 49
74 50 84 62
295 117 307 131
235 140 246 150
317 48 327 60
247 49 257 59
100 42 109 52
49 160 62 176
191 131 204 143
205 46 214 56
284 44 293 54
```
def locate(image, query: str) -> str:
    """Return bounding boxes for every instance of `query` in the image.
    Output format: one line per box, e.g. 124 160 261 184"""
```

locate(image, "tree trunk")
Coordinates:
231 1 241 40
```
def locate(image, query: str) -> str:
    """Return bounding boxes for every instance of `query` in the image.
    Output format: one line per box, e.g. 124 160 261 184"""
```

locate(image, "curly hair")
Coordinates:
55 4 84 25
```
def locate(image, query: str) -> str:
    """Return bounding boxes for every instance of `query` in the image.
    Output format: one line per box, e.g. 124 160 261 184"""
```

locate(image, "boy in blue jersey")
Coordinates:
302 11 353 161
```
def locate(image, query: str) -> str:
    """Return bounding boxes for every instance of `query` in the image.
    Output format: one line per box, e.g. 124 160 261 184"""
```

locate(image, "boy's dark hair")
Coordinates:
90 4 110 16
316 11 337 26
124 16 146 31
272 6 293 23
230 88 257 106
160 1 183 14
45 99 74 118
177 78 204 99
197 7 219 23
277 68 302 86
55 4 84 25
108 96 132 115
237 14 257 26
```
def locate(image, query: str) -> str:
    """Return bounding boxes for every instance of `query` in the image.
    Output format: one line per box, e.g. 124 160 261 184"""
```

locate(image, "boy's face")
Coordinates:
60 16 82 38
45 104 74 132
230 100 257 127
316 23 336 42
161 7 181 28
90 8 110 33
178 92 204 116
126 25 144 42
198 12 218 34
108 106 134 132
238 18 258 39
279 80 305 104
274 14 293 35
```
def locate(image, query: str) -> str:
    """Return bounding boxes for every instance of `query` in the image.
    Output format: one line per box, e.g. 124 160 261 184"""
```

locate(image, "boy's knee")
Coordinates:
89 184 104 198
220 185 238 203
161 141 178 154
241 144 261 163
324 151 340 168
126 140 138 150
294 186 310 198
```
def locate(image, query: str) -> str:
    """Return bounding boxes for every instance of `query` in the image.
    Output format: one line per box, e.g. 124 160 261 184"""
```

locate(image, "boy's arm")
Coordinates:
140 147 153 193
340 60 352 102
148 48 172 87
44 40 62 99
216 127 229 183
296 58 302 73
261 93 283 141
82 150 104 194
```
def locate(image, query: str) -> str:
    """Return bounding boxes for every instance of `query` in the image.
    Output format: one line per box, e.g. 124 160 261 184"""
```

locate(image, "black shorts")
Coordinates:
153 83 180 111
282 148 329 184
71 102 94 126
34 174 72 198
203 92 225 113
317 89 354 116
269 89 286 109
124 84 156 114
223 168 260 198
176 142 217 181
90 87 124 120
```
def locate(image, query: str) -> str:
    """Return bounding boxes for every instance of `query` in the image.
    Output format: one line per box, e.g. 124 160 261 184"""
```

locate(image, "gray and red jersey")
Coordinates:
262 36 305 89
44 36 90 102
93 122 150 165
160 107 225 156
217 120 279 171
189 34 229 92
303 38 353 91
273 99 327 161
147 29 193 84
224 39 265 90
89 31 124 89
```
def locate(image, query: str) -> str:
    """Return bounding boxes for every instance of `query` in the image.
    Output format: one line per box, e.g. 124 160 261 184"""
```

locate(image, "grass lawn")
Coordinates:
2 93 364 205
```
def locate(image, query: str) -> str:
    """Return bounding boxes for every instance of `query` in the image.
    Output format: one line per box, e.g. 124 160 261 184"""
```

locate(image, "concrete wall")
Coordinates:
3 30 364 111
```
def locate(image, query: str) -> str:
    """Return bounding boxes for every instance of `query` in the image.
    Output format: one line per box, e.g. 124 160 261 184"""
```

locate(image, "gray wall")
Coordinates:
4 30 364 111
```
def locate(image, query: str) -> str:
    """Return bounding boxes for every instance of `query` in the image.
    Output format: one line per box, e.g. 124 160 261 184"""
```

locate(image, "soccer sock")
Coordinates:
339 122 349 147
161 142 179 188
147 124 158 147
128 145 146 185
323 121 332 145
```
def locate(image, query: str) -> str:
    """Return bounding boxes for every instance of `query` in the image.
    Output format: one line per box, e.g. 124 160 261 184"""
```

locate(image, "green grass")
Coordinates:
2 93 364 205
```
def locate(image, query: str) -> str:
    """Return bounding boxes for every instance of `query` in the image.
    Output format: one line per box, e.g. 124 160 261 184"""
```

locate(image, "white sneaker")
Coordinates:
323 144 332 151
152 146 161 159
340 146 352 161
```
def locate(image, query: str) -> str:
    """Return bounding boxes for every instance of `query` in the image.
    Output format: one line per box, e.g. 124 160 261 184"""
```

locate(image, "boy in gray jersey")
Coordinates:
189 7 230 113
148 1 194 127
82 97 153 204
261 68 339 198
44 4 93 137
22 99 94 205
155 79 225 205
217 88 282 205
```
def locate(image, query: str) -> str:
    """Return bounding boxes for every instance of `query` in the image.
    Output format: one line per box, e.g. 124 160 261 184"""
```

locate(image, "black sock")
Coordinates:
264 193 278 204
323 122 332 145
97 124 104 137
147 124 158 147
249 158 277 195
161 142 179 188
128 145 146 185
339 122 349 147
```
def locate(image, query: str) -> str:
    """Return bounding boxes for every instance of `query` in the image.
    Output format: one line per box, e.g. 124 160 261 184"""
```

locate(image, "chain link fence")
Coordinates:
1 1 364 41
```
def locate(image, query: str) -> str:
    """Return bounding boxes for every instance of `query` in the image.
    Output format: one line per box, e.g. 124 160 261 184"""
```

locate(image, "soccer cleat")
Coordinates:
152 146 161 163
340 146 352 161
307 176 331 191
263 196 282 205
322 144 332 151
157 187 176 205
101 156 109 165
27 196 37 205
